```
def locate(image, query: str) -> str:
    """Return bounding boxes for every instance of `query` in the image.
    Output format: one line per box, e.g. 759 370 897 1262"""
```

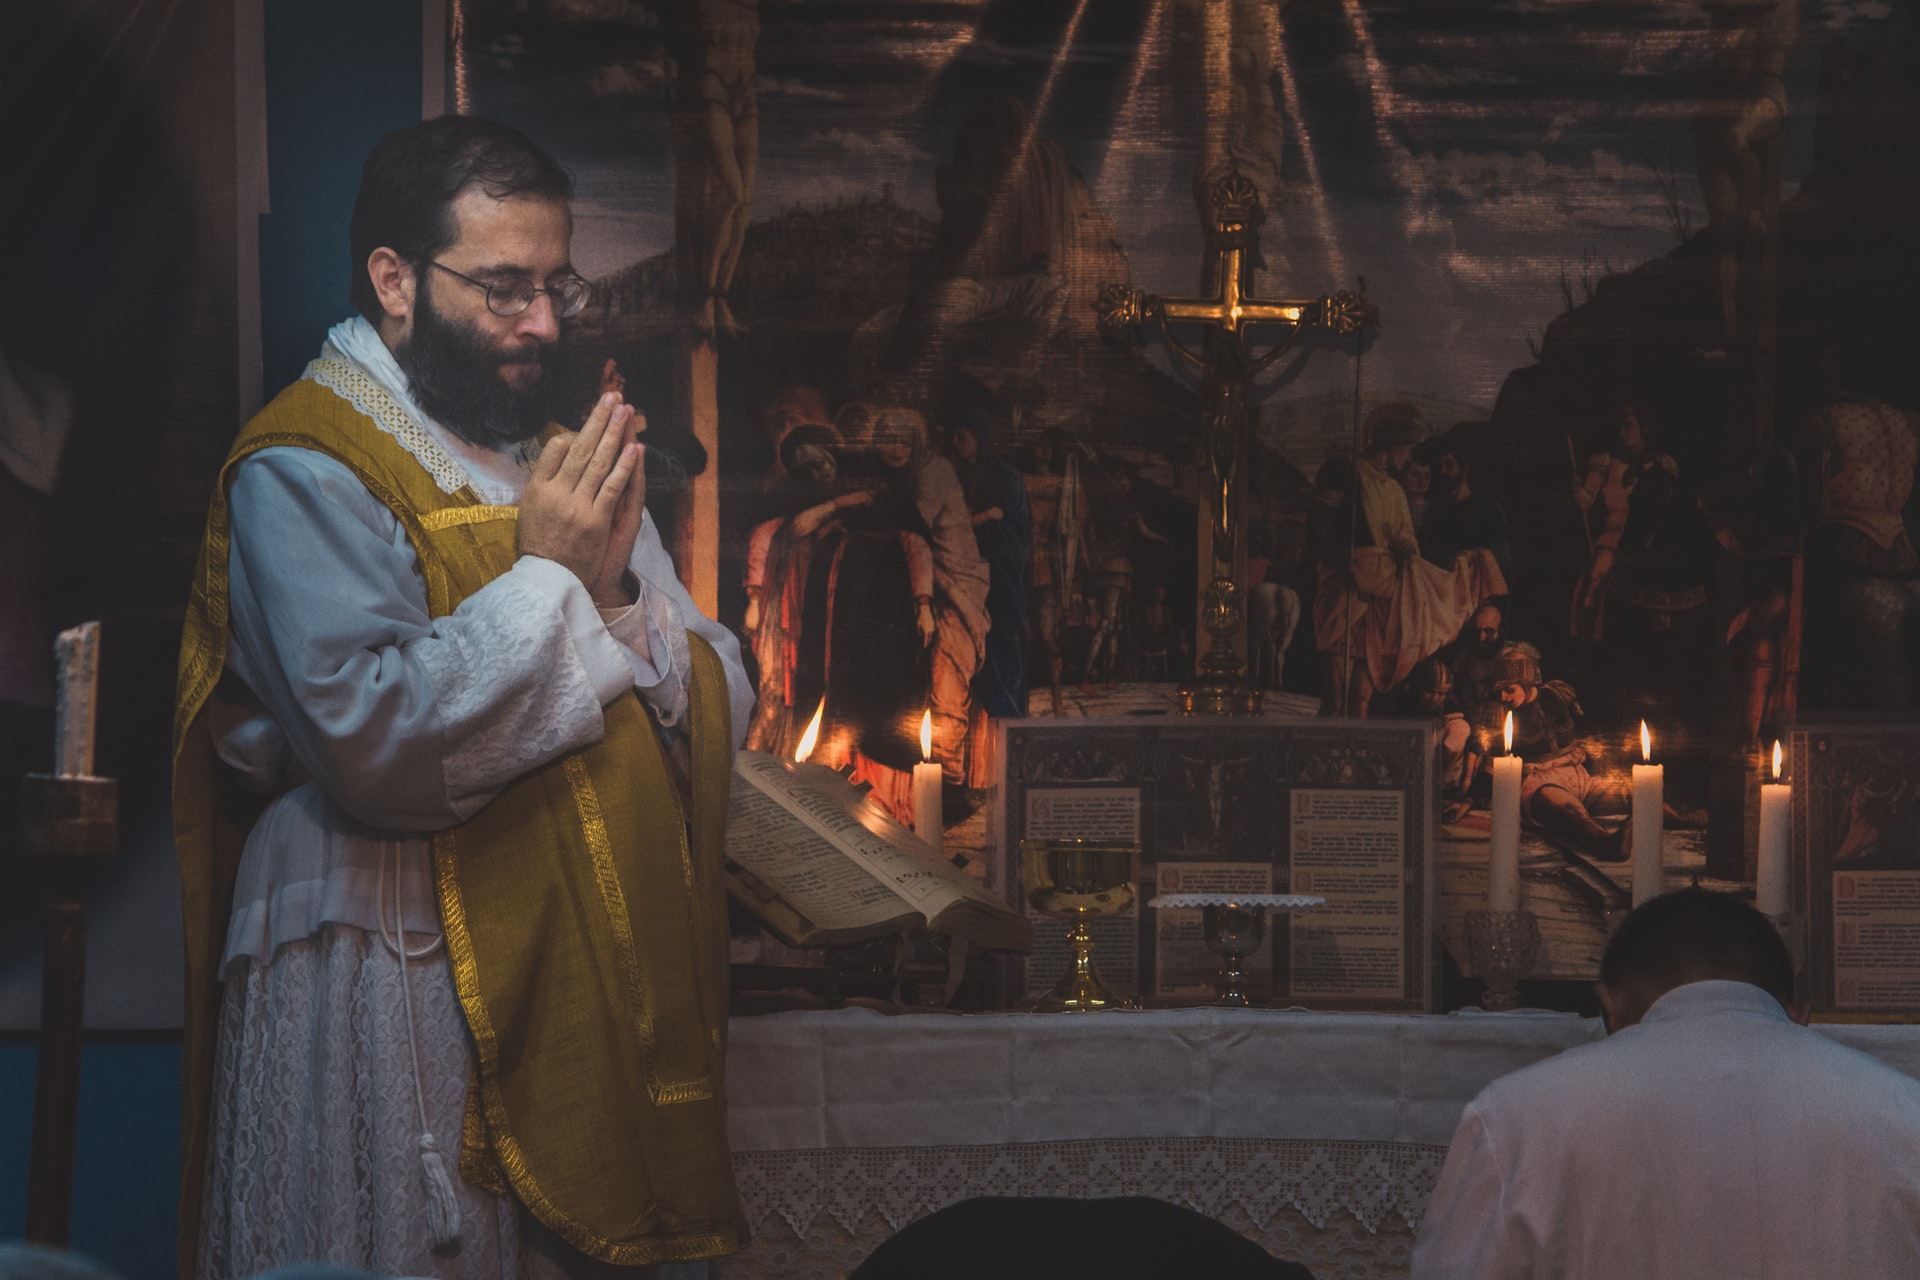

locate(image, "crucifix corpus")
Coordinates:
1097 170 1373 715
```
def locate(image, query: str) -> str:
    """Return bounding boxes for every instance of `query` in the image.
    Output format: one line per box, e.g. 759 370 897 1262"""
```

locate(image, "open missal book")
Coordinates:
725 750 1032 952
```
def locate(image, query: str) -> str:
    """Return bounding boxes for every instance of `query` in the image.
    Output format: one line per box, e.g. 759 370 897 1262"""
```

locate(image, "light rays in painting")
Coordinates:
1339 0 1433 224
1027 0 1093 138
900 5 993 120
1092 0 1170 213
1267 3 1346 285
937 0 1092 347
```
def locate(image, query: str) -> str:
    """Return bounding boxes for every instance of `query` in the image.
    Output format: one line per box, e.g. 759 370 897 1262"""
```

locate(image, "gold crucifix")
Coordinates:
1097 170 1372 715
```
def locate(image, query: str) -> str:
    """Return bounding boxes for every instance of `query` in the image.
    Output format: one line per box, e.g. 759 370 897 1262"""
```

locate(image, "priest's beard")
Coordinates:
395 291 562 448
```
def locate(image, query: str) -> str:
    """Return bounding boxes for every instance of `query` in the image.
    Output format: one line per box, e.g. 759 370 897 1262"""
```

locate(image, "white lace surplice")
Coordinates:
202 928 528 1280
200 326 749 1279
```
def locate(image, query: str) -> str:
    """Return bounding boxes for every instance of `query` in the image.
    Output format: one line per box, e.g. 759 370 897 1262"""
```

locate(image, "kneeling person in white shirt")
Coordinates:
1413 887 1920 1280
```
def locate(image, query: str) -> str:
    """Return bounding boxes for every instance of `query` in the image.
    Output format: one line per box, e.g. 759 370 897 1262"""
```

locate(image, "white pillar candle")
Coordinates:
1757 740 1791 918
1631 721 1663 907
53 621 100 779
1488 712 1521 913
913 709 943 855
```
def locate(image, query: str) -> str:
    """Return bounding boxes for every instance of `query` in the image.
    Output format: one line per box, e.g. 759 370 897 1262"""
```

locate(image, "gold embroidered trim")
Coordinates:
562 754 714 1107
420 504 517 532
459 1071 506 1195
436 812 741 1267
304 355 472 495
683 635 733 1049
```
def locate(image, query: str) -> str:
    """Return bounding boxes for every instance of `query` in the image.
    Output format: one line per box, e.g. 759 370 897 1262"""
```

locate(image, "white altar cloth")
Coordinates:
728 1006 1604 1152
717 1007 1920 1280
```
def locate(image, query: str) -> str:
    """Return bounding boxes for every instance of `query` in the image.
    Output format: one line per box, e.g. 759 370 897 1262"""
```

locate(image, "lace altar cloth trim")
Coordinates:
731 1137 1447 1240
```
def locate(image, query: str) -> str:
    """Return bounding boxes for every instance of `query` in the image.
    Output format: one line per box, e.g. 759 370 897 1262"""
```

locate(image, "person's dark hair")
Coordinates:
1609 398 1659 440
349 116 573 324
1424 429 1487 472
1600 887 1793 1009
1022 427 1070 476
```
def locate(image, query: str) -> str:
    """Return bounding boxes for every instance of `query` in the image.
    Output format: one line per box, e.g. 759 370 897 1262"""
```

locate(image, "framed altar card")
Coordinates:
1792 724 1920 1020
1000 717 1438 1013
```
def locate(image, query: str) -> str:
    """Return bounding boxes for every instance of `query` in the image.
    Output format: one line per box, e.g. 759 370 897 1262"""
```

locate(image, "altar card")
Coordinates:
1286 790 1407 1001
1000 718 1437 1013
1792 724 1920 1020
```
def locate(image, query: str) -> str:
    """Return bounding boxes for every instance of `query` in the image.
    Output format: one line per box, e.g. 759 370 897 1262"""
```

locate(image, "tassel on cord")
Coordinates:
419 1132 462 1252
382 843 461 1253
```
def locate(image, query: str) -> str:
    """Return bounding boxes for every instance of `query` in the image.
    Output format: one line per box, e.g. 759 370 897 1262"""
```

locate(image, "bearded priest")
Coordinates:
173 116 754 1280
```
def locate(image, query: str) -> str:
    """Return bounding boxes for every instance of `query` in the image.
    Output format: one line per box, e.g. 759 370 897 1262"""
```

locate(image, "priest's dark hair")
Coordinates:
349 115 573 324
1600 887 1793 1010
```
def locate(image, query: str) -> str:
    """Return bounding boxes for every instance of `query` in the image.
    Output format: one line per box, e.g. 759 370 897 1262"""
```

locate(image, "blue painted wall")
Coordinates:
3 1 421 1271
1 1040 181 1280
259 0 425 396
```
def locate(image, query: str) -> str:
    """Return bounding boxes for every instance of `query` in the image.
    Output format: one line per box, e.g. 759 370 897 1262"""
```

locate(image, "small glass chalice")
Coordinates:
1147 893 1325 1006
1021 838 1139 1012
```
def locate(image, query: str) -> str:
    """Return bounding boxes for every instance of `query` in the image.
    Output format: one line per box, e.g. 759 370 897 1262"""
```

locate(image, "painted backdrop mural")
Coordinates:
457 0 1918 884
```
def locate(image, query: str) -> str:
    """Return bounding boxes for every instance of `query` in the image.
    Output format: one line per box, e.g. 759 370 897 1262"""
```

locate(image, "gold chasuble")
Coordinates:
172 369 748 1278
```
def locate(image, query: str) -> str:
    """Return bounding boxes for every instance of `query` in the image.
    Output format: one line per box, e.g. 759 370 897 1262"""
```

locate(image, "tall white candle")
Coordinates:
53 621 100 779
1488 712 1521 913
1757 740 1791 918
913 709 943 855
1632 721 1664 906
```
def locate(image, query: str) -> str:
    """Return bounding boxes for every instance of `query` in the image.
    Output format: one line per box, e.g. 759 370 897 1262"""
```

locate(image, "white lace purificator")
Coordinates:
1148 893 1326 911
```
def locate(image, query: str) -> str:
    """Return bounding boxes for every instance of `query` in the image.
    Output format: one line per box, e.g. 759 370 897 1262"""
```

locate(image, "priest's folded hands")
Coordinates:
517 390 648 609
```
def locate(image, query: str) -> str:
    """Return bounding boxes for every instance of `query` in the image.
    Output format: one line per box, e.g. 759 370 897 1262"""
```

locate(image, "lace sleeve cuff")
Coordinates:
601 576 689 727
508 556 633 705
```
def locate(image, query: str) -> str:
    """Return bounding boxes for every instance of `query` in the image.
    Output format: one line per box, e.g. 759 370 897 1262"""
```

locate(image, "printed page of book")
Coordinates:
735 751 1009 924
726 774 919 938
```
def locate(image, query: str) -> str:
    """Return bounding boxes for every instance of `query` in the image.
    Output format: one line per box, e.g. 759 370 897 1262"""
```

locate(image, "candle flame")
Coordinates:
1503 710 1514 754
794 699 824 762
1640 720 1651 762
919 708 933 760
1772 739 1783 781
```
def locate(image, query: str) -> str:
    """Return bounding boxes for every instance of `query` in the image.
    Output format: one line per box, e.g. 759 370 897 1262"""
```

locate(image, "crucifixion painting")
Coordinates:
437 0 1920 903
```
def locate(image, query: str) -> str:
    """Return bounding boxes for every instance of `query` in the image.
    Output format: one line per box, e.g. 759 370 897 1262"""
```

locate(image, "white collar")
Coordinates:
1639 980 1791 1027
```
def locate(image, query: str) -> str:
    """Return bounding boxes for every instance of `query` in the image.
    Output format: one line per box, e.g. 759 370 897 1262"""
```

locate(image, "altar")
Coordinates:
713 1007 1920 1279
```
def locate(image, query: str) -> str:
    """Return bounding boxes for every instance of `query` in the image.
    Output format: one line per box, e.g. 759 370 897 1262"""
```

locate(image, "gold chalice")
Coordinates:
1021 838 1139 1012
1147 893 1326 1006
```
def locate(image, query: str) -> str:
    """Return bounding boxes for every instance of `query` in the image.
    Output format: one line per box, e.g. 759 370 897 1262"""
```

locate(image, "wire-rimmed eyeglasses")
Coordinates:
427 261 591 318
